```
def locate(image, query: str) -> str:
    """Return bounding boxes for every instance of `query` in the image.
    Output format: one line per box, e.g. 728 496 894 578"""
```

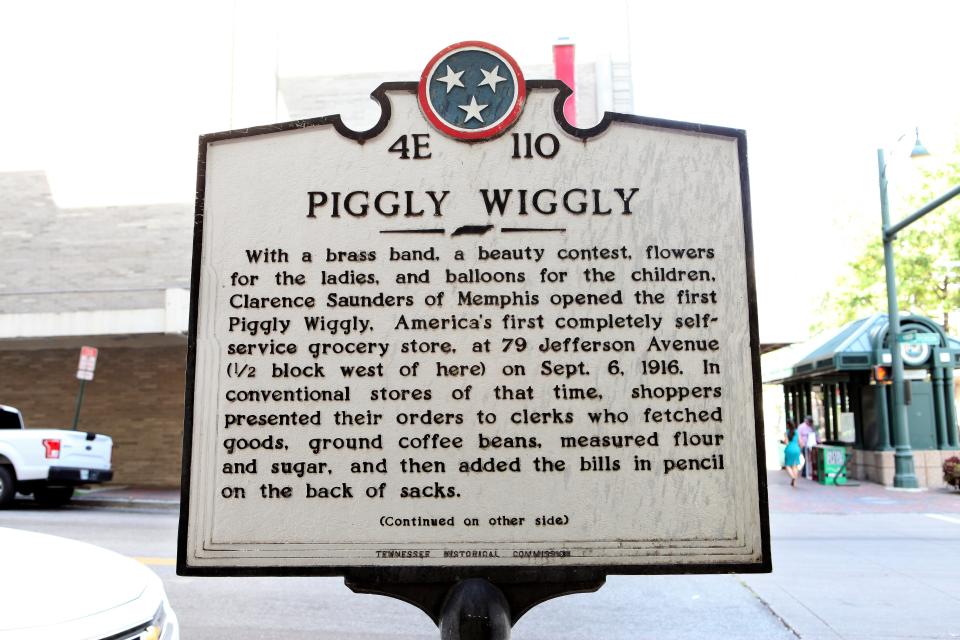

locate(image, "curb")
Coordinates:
71 496 180 512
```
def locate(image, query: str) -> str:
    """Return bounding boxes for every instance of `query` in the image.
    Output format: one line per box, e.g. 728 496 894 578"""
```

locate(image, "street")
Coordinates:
2 473 959 639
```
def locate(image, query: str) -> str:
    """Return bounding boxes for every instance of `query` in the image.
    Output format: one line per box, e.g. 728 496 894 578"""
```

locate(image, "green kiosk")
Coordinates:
764 314 960 487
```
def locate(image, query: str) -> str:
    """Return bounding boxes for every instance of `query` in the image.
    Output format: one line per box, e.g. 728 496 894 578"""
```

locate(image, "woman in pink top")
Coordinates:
798 416 815 478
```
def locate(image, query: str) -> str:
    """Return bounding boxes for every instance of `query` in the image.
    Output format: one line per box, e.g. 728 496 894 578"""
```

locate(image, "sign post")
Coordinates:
178 42 770 636
72 346 97 430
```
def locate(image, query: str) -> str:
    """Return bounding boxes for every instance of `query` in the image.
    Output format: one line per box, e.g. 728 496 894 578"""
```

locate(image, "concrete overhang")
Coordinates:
0 288 188 351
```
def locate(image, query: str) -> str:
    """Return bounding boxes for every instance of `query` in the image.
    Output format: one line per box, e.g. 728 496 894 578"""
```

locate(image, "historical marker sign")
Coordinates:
179 42 770 581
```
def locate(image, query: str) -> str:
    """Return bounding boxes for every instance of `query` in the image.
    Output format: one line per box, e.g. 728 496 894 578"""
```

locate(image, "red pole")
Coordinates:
552 39 576 126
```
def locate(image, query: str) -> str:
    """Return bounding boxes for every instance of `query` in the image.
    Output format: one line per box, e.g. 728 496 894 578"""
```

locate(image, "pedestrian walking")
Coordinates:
783 420 802 488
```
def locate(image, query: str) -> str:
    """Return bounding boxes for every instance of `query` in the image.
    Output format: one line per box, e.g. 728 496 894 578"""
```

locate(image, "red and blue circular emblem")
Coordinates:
418 41 526 141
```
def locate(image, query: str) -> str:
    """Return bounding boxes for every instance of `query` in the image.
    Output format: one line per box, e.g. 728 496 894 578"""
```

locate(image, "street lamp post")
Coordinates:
878 136 960 488
877 148 919 488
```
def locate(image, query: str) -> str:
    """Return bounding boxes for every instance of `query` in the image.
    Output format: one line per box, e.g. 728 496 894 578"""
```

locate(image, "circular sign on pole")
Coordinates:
418 41 526 141
901 342 931 366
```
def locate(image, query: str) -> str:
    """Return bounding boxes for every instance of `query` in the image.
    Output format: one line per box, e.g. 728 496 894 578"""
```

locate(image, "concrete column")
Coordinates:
851 384 865 448
823 384 833 441
932 367 948 449
877 384 893 450
945 366 959 449
829 383 840 440
783 385 792 423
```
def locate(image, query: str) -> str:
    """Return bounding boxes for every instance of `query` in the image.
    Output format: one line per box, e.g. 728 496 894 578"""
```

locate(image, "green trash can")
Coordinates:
818 445 847 485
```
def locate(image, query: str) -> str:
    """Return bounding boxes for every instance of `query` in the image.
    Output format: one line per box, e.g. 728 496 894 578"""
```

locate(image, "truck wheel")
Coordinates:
33 486 74 507
0 467 14 507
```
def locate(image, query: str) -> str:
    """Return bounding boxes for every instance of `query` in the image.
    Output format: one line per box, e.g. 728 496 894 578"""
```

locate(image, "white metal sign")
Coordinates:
76 346 98 381
179 43 769 577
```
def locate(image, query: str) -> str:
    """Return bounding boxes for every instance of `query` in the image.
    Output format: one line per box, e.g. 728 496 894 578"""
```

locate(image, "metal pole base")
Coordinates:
72 379 87 431
893 449 920 488
440 579 511 640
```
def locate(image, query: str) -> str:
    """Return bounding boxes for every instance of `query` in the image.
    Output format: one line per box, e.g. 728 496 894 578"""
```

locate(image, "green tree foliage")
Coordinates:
816 141 960 334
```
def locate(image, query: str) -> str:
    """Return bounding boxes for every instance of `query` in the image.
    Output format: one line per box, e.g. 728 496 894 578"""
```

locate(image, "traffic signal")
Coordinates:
873 365 893 384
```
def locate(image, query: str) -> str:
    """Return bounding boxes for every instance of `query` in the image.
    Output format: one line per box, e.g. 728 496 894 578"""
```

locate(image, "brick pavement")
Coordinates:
766 468 960 514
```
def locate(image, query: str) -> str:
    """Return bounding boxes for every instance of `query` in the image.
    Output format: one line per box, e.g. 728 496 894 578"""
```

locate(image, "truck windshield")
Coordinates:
0 408 23 429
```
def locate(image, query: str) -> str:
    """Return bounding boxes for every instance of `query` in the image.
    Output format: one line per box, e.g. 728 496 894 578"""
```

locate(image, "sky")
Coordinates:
1 0 958 342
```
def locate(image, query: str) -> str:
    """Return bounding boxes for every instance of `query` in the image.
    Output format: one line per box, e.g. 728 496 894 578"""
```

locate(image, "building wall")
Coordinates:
849 449 954 489
1 345 185 487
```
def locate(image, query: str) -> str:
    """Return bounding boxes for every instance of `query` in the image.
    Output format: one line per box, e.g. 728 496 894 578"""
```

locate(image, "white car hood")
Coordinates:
0 527 149 630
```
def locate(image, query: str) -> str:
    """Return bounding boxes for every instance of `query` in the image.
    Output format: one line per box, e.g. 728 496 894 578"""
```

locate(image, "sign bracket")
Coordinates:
345 571 605 632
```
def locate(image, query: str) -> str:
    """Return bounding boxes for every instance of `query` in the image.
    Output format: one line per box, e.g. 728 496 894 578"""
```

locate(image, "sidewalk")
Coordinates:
75 470 960 513
745 471 960 640
73 485 180 510
766 468 960 514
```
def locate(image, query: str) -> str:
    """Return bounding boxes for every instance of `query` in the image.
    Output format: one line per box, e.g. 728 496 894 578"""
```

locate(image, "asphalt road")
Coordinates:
1 507 791 639
2 474 959 639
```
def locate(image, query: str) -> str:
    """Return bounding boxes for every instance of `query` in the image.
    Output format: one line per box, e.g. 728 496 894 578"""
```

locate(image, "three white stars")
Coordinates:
434 64 507 124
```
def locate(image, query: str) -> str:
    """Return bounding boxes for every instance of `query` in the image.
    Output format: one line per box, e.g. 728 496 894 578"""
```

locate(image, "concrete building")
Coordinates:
0 171 191 486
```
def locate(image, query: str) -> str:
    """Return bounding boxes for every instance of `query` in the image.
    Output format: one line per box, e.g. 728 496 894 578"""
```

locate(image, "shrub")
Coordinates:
944 456 960 490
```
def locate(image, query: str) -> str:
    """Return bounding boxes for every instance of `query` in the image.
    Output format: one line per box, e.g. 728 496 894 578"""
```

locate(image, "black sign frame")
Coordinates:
177 79 772 623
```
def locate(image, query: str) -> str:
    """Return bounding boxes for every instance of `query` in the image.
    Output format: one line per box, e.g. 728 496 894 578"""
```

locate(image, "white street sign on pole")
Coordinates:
76 346 98 381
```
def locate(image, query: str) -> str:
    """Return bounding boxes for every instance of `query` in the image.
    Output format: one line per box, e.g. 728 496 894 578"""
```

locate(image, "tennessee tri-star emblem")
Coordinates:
418 41 526 141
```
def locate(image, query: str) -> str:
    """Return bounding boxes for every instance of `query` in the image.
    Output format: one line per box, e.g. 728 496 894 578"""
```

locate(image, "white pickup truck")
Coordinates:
0 404 113 506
